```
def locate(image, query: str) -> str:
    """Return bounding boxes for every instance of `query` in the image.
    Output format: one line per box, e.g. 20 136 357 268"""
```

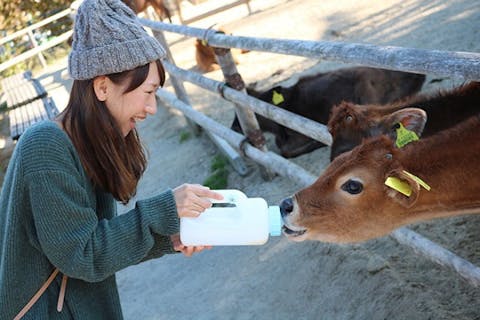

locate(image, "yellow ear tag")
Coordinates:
395 122 419 148
385 177 412 197
271 90 285 105
201 39 208 46
402 170 431 191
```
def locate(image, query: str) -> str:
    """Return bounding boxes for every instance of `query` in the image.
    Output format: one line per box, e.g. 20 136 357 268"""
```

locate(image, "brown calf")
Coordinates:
328 81 480 160
280 114 480 243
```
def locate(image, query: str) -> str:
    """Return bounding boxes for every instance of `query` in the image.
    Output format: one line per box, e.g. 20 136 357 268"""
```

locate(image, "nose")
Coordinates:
146 103 157 115
280 197 293 218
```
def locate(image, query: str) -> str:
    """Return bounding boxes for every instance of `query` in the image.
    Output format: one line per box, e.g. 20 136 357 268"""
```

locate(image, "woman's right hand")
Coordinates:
173 184 223 218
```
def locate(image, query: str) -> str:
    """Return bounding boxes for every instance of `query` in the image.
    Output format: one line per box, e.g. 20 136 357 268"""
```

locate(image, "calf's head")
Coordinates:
328 101 427 161
281 129 428 243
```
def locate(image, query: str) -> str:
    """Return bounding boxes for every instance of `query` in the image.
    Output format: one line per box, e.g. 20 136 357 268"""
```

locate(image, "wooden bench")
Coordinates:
3 79 47 109
0 71 33 91
8 97 59 140
1 71 59 140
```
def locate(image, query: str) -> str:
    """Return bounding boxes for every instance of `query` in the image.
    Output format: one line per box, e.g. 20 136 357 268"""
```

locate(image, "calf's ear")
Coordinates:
386 107 427 137
384 169 420 208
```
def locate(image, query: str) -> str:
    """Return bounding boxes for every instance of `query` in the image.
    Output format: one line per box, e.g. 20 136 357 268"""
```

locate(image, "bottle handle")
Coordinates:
208 189 248 205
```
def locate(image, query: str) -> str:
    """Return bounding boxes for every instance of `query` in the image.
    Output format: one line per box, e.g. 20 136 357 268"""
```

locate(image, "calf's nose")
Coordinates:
280 197 294 217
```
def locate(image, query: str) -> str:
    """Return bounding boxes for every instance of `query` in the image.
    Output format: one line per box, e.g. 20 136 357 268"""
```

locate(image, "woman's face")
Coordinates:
100 62 161 137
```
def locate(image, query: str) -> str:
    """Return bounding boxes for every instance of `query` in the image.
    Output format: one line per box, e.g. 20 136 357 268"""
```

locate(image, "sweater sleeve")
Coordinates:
141 233 179 262
27 169 180 282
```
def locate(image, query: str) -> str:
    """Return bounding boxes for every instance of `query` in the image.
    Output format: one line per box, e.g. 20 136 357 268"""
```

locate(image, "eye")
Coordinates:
341 179 363 194
345 115 353 122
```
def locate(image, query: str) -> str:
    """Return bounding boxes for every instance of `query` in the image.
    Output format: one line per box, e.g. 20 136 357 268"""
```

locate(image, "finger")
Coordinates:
193 187 224 201
174 243 184 252
183 246 195 257
184 209 201 218
191 203 206 212
195 193 223 210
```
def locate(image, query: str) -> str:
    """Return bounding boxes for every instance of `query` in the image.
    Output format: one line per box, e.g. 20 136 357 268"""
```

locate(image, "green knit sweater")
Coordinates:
0 121 180 319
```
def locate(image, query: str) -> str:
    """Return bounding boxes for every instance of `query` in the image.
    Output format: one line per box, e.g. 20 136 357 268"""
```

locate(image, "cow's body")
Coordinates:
328 81 480 160
123 0 172 21
232 67 425 158
280 114 480 243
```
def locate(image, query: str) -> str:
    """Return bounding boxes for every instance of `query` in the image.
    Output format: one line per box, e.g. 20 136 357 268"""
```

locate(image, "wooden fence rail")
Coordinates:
0 8 72 46
0 31 72 73
162 61 332 145
140 18 480 287
139 18 480 81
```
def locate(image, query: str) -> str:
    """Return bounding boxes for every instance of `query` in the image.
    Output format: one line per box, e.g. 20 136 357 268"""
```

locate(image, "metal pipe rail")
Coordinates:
139 18 480 81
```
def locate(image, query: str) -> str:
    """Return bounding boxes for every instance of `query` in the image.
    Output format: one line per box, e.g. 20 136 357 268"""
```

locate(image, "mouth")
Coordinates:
129 116 146 129
132 116 146 123
282 224 307 237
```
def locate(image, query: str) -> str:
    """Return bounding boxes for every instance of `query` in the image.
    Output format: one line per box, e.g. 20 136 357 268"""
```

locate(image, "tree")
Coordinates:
0 0 71 32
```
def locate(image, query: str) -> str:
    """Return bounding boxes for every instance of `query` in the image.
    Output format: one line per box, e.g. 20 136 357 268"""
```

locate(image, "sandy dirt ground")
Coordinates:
3 0 479 319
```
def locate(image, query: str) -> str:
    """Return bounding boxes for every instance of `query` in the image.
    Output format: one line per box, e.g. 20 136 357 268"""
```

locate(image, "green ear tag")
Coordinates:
395 122 419 148
271 90 285 105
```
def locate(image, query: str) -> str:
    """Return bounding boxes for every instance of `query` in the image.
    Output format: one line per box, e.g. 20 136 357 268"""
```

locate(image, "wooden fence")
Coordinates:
0 8 73 74
139 18 480 287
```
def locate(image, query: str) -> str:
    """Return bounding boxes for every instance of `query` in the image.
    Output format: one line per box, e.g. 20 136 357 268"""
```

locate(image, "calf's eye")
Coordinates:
341 179 363 194
345 115 353 122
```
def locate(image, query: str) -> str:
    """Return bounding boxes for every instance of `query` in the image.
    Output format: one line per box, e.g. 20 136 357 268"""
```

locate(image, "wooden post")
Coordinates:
151 28 201 135
27 30 47 69
213 44 276 180
152 28 248 176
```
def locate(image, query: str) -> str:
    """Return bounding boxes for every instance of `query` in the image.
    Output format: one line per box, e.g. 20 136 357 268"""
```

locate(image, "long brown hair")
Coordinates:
61 60 165 204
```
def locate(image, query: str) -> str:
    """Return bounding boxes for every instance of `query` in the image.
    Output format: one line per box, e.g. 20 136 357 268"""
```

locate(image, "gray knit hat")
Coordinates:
68 0 166 80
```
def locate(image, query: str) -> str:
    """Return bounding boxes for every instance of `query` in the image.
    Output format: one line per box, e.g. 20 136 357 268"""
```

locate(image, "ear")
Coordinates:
386 108 427 137
384 169 420 208
93 76 109 101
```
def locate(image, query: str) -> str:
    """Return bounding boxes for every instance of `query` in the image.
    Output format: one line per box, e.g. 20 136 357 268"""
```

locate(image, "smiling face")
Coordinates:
94 62 161 137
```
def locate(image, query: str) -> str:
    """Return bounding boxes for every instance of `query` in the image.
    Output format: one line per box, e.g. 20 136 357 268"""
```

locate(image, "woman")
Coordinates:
0 0 222 318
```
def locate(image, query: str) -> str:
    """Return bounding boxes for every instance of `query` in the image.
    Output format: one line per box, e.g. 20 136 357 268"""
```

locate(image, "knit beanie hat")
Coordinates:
68 0 166 80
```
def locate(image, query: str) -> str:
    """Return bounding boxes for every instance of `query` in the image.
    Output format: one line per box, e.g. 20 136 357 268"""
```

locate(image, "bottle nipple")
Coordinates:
268 206 283 236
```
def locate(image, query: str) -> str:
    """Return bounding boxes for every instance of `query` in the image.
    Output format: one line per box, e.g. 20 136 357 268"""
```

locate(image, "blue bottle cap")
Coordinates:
268 206 283 236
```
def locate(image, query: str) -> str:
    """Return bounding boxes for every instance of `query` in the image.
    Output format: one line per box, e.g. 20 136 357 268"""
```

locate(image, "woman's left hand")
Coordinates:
170 234 212 257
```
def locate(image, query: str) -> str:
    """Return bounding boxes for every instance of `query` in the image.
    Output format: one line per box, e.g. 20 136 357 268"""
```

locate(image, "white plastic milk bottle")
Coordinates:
180 189 283 246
